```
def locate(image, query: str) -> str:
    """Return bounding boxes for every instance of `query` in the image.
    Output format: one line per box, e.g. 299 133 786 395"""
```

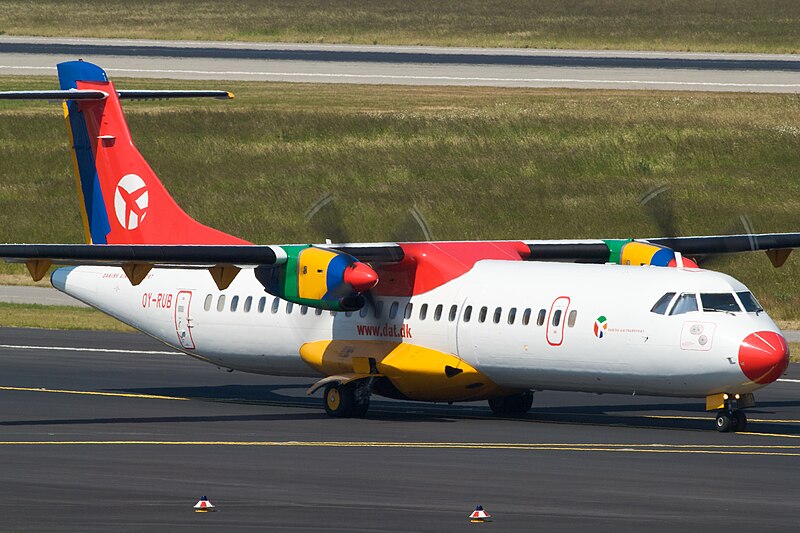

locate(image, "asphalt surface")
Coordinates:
0 36 798 92
0 327 798 531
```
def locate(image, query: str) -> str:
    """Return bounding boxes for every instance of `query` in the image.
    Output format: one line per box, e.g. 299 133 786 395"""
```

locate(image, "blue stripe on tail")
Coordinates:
58 61 111 244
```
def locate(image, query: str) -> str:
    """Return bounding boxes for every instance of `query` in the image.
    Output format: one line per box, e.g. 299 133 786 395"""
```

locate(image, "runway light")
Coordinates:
194 495 216 513
469 505 491 523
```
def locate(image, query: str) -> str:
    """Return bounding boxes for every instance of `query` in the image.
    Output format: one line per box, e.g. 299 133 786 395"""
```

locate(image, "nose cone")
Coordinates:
738 331 789 385
343 262 379 293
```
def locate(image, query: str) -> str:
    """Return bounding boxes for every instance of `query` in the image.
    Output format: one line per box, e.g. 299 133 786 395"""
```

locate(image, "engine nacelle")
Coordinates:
605 239 699 268
255 245 378 311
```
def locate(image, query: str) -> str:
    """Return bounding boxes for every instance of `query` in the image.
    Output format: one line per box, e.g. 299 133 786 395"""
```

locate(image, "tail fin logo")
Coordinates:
114 174 149 230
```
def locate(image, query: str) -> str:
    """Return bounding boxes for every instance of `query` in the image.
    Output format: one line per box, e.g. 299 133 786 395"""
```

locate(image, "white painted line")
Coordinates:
1 65 798 90
778 378 800 383
99 68 800 88
0 344 180 356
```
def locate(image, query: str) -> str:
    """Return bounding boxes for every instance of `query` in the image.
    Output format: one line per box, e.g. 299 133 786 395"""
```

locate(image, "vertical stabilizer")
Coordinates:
57 61 249 245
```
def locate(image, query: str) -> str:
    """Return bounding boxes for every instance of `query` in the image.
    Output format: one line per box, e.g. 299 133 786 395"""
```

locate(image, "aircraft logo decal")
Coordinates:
114 173 149 230
594 316 608 338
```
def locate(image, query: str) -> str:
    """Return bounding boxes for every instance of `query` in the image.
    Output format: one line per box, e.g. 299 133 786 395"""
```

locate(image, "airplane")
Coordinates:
0 60 797 432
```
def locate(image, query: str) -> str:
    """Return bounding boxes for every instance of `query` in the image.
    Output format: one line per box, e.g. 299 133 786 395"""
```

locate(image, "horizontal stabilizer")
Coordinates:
0 89 233 101
0 244 286 267
117 90 234 100
0 89 108 100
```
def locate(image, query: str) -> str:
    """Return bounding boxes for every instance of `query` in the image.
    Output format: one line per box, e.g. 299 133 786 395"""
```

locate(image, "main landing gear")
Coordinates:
488 391 534 416
323 381 371 418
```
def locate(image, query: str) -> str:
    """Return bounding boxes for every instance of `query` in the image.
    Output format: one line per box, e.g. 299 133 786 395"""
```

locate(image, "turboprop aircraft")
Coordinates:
0 60 796 432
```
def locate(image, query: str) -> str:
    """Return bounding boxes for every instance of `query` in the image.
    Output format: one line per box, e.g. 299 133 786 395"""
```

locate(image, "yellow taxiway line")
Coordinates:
0 440 798 456
0 385 187 401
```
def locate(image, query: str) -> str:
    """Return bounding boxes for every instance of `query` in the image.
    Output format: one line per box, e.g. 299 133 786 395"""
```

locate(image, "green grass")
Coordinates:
0 302 135 332
1 77 800 321
0 0 798 53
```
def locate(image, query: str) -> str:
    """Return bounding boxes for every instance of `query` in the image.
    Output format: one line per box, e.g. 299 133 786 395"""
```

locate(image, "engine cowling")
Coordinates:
605 239 699 268
255 245 378 311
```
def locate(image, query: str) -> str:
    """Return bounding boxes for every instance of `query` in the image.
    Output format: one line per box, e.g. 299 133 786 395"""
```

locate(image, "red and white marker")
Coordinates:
194 496 216 512
469 505 491 522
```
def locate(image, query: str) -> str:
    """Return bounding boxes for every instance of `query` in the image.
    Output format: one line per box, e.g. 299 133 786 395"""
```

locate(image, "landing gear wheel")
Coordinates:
732 410 747 432
324 383 354 418
488 391 534 416
715 410 733 433
351 397 370 418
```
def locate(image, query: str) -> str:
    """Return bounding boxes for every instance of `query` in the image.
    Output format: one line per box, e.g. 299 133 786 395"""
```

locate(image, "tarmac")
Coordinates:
0 326 798 531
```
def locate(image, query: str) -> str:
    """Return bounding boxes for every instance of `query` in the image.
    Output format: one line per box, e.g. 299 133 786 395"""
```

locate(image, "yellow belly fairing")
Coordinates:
299 340 516 402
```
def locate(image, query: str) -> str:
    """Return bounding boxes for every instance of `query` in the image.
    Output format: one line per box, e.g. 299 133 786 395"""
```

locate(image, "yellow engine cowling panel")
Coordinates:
297 247 335 300
299 340 517 402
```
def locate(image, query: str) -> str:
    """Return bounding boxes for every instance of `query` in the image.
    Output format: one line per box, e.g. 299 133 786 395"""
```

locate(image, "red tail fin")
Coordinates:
61 61 248 245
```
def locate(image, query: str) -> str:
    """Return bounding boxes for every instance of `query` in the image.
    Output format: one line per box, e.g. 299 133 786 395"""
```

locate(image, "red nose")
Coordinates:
343 262 379 293
738 331 789 385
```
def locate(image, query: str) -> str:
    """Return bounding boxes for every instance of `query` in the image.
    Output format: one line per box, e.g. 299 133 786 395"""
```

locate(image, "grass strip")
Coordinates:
1 78 800 319
0 1 798 53
0 302 135 332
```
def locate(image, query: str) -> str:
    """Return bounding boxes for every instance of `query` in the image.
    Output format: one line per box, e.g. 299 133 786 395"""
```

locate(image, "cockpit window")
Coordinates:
650 292 676 315
669 293 698 315
700 293 741 313
737 291 764 313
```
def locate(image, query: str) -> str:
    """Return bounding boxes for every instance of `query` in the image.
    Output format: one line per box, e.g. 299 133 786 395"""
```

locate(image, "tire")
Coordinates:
510 391 534 414
715 410 733 432
732 410 747 432
324 383 354 418
351 398 370 418
488 397 508 414
489 391 533 415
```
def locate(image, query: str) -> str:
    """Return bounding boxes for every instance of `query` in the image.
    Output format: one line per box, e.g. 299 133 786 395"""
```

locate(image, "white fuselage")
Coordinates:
52 261 781 399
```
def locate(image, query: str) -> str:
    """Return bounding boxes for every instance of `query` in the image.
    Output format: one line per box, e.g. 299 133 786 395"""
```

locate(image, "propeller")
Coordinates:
639 184 755 268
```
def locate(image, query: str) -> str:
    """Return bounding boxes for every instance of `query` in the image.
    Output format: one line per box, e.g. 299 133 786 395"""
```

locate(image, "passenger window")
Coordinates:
419 304 428 320
463 305 473 322
449 305 458 322
345 311 353 317
300 305 308 315
230 296 239 312
315 308 323 316
244 296 252 313
670 293 698 315
567 310 577 327
479 306 488 323
286 302 294 314
389 302 399 319
404 303 413 319
216 295 226 312
258 297 266 313
552 309 562 327
508 307 517 325
522 308 531 325
700 293 741 313
270 297 279 313
537 309 546 326
374 301 384 318
493 307 502 324
434 304 443 321
650 292 676 315
360 303 369 318
737 291 763 313
204 294 212 312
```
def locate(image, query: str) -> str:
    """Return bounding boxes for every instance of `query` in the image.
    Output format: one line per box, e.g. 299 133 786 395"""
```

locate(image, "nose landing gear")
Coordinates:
715 409 747 432
709 392 753 433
